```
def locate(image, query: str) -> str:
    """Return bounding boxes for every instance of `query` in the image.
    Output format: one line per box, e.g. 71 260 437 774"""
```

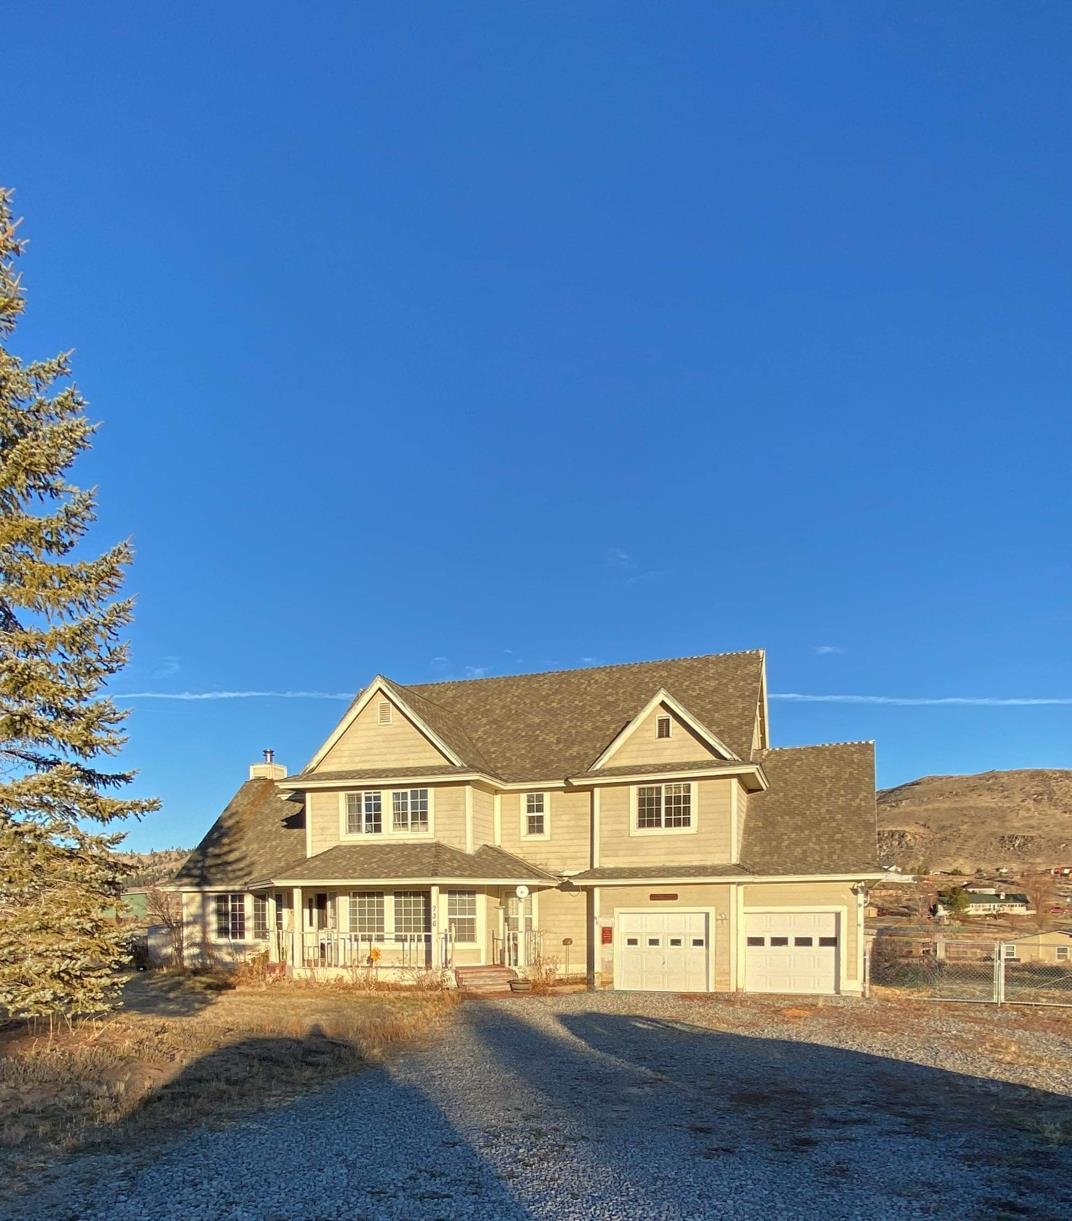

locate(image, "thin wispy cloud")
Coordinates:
604 546 665 586
152 655 182 678
116 690 353 701
463 666 489 679
605 547 634 570
812 645 847 656
771 693 1072 707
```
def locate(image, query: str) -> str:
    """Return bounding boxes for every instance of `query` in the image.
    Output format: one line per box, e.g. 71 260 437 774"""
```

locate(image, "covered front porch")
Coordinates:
256 883 546 977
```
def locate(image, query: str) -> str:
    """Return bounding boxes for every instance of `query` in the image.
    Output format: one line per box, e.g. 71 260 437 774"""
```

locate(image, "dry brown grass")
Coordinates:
0 971 457 1190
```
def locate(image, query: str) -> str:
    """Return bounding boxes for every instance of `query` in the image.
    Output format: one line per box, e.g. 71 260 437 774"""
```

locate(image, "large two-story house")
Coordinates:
172 650 880 995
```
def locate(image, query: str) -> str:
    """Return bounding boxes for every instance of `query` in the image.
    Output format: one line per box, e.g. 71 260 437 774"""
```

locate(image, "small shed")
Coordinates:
1002 929 1072 964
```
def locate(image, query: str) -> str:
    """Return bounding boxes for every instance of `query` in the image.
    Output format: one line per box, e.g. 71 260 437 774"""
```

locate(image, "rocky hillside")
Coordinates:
116 848 191 889
877 769 1072 873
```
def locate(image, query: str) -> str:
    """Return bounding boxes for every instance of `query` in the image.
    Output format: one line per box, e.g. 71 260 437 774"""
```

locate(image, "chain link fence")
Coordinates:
868 931 1072 1006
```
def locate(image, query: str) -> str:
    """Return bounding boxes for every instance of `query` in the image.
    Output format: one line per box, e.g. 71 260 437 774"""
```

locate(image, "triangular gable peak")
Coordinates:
305 677 464 775
589 689 740 771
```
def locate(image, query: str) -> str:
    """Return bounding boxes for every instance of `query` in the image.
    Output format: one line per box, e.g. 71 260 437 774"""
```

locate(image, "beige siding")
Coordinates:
536 886 589 977
314 695 448 772
608 704 720 768
734 784 748 861
498 788 592 871
744 880 860 984
1006 932 1072 963
598 779 733 867
471 785 496 849
601 883 733 990
303 782 468 857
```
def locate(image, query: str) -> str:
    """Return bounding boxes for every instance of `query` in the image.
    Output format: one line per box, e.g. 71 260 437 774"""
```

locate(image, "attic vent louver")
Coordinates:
378 700 392 725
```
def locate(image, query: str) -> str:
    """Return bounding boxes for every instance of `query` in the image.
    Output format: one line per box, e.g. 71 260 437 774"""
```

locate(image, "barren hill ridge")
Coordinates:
877 768 1072 873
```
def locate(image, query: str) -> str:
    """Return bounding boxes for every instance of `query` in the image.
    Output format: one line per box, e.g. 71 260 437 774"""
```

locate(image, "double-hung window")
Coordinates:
636 783 692 830
215 893 246 939
350 891 385 940
253 894 268 940
447 891 477 943
394 891 431 938
392 788 429 832
347 791 382 835
523 792 547 838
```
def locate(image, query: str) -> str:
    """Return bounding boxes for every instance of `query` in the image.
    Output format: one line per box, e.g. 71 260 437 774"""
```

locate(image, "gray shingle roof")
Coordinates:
272 842 558 884
173 779 306 888
395 651 764 781
741 743 879 875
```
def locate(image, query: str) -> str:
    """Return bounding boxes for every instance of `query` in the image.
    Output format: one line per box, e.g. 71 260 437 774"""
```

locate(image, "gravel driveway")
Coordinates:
11 992 1072 1220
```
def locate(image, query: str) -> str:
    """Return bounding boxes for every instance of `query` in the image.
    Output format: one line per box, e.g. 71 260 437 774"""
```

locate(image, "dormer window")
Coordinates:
377 700 392 725
656 714 672 739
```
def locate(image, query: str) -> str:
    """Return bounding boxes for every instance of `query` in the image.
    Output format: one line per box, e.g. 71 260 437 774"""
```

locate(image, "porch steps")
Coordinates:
454 965 518 995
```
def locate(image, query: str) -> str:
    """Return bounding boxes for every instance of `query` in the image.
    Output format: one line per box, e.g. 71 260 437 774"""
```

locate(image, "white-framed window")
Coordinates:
656 714 672 739
392 788 429 832
350 891 385 939
522 792 549 838
215 893 246 939
635 783 692 830
347 791 382 835
378 700 393 725
253 894 268 940
274 892 287 931
447 891 477 943
394 891 431 937
1003 944 1017 959
1057 946 1070 961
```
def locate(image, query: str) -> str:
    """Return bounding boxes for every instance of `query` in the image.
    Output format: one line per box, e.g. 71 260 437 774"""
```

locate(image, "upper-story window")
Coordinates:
656 714 672 739
377 700 392 725
392 788 429 832
522 792 549 838
636 783 692 830
344 789 431 835
347 791 382 835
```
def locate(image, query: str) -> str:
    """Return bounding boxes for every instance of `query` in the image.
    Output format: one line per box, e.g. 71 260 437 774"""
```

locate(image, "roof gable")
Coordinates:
589 689 737 772
306 678 461 775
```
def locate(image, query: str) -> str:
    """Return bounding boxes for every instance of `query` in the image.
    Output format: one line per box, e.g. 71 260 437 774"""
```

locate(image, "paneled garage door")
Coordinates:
745 912 839 994
615 911 710 992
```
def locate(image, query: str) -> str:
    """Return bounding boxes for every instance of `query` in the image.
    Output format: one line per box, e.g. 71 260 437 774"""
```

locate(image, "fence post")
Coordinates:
994 942 1005 1005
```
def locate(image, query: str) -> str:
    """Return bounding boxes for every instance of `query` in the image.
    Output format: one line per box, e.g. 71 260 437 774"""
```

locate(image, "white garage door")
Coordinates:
745 912 839 994
615 911 710 992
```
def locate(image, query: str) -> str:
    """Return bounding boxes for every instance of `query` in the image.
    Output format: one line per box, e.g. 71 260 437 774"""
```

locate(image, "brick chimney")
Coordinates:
249 748 287 781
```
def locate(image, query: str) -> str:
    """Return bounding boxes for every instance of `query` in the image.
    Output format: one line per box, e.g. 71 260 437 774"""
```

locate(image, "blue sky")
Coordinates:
6 3 1070 851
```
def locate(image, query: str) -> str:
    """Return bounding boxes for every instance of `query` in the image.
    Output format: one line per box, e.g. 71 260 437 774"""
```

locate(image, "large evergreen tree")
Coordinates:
0 188 158 1020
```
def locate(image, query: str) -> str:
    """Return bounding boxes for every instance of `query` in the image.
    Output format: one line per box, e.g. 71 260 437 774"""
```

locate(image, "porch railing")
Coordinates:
494 929 544 968
277 930 455 970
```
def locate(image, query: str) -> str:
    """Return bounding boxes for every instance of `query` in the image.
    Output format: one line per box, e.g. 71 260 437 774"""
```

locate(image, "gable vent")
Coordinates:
377 700 393 725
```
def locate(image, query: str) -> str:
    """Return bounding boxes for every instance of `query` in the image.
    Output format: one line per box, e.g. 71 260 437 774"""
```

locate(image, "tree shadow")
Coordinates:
118 970 230 1017
458 1001 1072 1219
5 1021 529 1220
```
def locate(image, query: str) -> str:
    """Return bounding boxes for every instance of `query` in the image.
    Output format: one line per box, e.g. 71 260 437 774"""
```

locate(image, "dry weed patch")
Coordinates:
0 972 457 1190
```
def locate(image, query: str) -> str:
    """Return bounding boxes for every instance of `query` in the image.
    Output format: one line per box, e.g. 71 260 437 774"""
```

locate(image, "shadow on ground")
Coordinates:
456 1000 1072 1220
118 970 230 1018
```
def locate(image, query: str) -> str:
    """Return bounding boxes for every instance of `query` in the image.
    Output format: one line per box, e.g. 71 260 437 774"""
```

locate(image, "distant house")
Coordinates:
962 888 1033 916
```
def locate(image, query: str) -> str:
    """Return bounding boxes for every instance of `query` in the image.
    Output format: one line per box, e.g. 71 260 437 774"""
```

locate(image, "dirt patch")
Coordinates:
0 971 457 1195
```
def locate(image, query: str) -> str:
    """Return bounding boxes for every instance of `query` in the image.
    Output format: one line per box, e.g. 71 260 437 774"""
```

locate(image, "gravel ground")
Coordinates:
8 991 1072 1220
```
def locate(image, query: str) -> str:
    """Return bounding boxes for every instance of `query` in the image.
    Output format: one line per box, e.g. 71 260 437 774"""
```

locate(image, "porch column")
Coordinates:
430 884 441 967
267 892 278 963
292 886 303 967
